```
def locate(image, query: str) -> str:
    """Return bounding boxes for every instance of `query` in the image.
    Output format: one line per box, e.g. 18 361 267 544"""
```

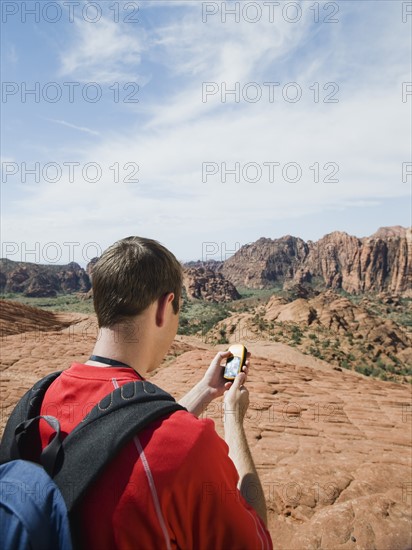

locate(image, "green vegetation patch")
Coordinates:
178 297 230 338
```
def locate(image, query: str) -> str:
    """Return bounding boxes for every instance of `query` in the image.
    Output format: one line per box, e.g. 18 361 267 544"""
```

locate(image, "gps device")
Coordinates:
223 344 248 380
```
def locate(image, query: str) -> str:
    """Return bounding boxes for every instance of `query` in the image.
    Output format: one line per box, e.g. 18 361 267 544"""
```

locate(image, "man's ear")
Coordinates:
155 292 175 327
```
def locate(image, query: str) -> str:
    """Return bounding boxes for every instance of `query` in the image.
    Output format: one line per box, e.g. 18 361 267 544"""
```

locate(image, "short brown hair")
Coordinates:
92 237 182 327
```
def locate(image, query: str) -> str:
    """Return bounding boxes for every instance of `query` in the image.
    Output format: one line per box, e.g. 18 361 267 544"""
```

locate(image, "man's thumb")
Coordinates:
232 372 246 389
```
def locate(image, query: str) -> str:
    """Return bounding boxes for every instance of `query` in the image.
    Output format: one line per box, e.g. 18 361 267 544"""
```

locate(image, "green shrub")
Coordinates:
178 300 230 337
355 364 373 376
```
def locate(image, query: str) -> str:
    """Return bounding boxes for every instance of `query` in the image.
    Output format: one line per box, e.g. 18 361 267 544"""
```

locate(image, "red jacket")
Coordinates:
39 363 273 550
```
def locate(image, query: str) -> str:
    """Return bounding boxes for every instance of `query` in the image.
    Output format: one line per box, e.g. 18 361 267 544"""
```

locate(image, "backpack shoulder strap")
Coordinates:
1 375 186 512
0 372 62 464
51 380 186 511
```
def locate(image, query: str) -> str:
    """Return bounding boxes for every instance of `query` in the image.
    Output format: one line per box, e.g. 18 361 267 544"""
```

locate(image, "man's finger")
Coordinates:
241 366 249 378
214 351 232 364
209 351 232 370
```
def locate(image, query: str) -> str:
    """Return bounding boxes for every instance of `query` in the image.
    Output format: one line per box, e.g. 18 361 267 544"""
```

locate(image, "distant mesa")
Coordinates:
221 235 308 290
0 259 90 297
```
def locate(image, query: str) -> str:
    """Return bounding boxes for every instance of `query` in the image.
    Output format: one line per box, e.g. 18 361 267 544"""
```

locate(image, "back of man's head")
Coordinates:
92 237 182 328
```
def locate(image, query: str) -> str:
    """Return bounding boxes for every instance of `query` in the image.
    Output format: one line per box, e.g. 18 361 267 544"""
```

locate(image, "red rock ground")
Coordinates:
1 301 411 549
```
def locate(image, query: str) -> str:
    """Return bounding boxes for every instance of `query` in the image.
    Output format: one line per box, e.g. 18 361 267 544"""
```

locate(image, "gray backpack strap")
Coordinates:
55 380 185 511
0 372 62 465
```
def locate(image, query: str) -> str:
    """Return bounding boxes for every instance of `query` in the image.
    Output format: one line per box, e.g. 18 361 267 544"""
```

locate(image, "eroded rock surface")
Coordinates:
151 350 412 550
183 266 240 302
1 304 411 549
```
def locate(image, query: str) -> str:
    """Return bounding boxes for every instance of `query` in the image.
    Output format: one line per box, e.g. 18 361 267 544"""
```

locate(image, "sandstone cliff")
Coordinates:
221 227 411 295
296 227 411 295
183 266 240 302
221 236 309 289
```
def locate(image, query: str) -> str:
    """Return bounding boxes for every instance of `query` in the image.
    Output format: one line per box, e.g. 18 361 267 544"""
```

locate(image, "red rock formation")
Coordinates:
1 226 410 298
86 257 99 279
264 290 411 356
183 266 240 302
0 299 85 336
221 227 411 295
222 236 309 289
0 259 91 297
300 227 411 295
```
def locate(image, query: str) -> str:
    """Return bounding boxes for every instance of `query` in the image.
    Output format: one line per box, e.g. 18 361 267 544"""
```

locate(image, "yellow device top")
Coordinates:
228 344 247 359
224 344 247 380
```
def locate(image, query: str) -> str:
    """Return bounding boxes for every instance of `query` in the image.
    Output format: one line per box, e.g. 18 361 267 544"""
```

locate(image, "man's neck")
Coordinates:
87 302 177 377
87 325 152 378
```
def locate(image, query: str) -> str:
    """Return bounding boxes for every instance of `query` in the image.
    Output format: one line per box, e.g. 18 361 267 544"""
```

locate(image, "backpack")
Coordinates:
0 460 72 550
0 371 185 549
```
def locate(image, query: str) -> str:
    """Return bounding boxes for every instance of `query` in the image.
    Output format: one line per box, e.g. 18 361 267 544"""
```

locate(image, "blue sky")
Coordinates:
1 0 411 265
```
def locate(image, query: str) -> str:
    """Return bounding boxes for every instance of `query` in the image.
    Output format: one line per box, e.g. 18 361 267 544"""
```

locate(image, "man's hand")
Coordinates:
200 350 250 399
178 350 250 417
222 368 268 526
223 371 250 425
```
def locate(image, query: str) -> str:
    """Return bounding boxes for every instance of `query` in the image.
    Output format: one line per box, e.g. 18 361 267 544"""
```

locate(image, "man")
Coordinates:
38 236 272 549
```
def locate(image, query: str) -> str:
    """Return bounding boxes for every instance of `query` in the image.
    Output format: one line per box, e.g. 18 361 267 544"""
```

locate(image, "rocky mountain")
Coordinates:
86 257 99 279
221 226 411 295
294 227 411 295
221 236 309 289
0 259 91 297
183 266 240 302
370 225 408 238
1 226 410 299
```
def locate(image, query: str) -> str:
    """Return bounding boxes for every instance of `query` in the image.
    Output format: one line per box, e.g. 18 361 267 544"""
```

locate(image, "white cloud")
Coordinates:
59 14 148 84
2 1 411 263
49 119 100 136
